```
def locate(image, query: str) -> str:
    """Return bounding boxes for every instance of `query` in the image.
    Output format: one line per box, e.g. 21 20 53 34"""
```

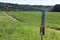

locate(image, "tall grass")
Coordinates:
0 11 60 40
7 11 60 29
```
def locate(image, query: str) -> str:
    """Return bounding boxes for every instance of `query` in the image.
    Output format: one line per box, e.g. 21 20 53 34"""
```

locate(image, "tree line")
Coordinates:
52 4 60 12
1 2 60 12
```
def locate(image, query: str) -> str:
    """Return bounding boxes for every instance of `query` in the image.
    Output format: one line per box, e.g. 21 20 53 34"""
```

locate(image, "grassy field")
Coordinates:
0 11 60 40
7 11 60 29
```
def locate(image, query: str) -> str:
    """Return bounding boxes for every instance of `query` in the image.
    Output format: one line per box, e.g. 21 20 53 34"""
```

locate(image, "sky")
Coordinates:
0 0 60 5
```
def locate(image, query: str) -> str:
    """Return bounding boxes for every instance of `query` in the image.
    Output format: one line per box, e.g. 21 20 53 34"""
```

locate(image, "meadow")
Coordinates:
7 11 60 29
0 11 60 40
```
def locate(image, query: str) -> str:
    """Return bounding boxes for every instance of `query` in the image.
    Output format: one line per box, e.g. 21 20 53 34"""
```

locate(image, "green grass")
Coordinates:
6 11 42 26
46 12 60 30
0 11 5 16
7 11 60 29
0 11 60 40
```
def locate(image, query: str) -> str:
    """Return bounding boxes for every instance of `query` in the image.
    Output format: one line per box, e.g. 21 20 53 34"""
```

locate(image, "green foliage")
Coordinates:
52 4 60 12
0 2 53 11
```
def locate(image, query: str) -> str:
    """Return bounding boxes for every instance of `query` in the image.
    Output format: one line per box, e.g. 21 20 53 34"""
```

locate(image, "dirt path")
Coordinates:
48 28 60 33
3 12 19 22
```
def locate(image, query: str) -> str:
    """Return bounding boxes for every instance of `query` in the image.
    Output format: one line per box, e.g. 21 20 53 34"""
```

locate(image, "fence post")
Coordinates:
40 9 46 40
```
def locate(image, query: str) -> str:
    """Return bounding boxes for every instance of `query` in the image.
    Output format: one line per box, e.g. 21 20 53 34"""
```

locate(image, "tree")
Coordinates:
52 4 60 12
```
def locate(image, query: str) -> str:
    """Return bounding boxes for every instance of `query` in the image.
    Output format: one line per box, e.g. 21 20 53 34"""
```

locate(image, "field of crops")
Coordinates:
0 11 60 40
